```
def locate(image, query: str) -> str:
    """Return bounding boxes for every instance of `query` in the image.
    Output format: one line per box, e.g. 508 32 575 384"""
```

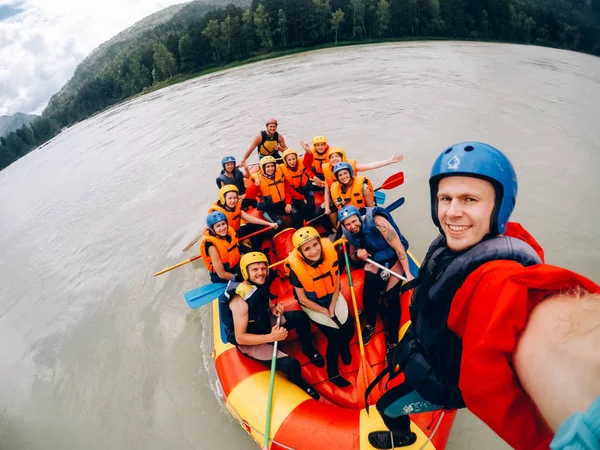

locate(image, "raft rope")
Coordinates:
216 380 296 450
418 411 445 450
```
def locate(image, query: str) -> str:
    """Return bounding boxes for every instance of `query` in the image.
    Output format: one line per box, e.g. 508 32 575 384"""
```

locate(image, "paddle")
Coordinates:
184 283 228 309
183 230 205 252
374 191 386 205
153 255 202 277
304 212 327 226
163 226 273 277
263 316 282 450
374 171 404 192
342 242 381 407
386 196 405 212
365 258 408 282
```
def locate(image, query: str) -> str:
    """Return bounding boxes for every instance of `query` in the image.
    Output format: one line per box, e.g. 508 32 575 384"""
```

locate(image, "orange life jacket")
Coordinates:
286 238 339 300
330 175 373 210
252 165 286 204
310 145 330 175
280 158 310 191
208 201 242 231
322 159 357 187
200 227 241 273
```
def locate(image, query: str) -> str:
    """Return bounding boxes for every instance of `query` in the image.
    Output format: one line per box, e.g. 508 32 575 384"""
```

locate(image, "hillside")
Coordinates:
46 0 250 114
0 113 39 137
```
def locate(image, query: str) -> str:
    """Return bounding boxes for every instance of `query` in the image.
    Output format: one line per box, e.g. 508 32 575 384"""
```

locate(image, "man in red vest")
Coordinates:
367 142 599 450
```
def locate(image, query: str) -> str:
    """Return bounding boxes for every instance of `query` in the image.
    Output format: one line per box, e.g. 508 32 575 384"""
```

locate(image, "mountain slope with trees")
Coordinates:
1 0 598 170
0 113 39 138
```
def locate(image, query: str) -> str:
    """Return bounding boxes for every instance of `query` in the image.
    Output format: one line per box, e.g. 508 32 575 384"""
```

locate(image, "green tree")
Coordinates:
351 0 366 38
314 0 333 41
220 15 241 61
165 34 181 68
121 55 152 95
0 142 18 170
152 43 177 82
376 0 391 36
276 9 289 48
5 132 27 157
241 10 258 55
331 8 345 44
254 4 273 50
203 19 222 63
15 125 35 147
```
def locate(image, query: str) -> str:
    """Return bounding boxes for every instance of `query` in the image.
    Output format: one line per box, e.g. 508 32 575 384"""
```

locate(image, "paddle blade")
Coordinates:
380 171 405 190
153 255 201 277
357 355 381 408
184 283 228 309
385 197 405 213
374 190 386 205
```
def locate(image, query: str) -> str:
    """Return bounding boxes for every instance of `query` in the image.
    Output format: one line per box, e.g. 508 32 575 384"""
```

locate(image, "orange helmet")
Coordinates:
265 118 278 126
328 146 346 161
312 135 327 145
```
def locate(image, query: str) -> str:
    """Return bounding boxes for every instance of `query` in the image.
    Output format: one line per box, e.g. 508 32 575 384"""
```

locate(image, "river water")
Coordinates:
1 41 599 450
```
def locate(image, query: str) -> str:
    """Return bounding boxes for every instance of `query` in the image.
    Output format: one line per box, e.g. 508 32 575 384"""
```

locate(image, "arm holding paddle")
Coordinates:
230 295 288 345
322 183 331 214
240 210 278 229
240 134 263 168
356 153 404 172
363 182 375 208
373 215 413 281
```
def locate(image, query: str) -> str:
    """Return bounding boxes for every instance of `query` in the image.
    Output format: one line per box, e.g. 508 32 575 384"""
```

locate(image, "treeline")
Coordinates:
2 0 599 170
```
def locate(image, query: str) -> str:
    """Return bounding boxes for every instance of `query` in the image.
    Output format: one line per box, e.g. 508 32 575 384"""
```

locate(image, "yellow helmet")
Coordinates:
240 252 269 281
219 184 239 204
282 148 299 165
312 135 327 145
292 227 321 252
260 155 277 173
328 146 346 161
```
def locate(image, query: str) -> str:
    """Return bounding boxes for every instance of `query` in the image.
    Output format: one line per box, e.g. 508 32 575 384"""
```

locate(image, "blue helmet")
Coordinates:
429 142 518 235
221 155 236 169
338 205 361 226
333 161 354 179
206 211 227 230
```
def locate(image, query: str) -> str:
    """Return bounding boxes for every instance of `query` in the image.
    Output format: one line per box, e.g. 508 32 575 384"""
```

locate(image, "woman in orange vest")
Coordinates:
280 148 334 232
245 155 305 229
208 185 278 250
322 147 404 187
286 227 354 387
330 162 375 213
200 211 241 283
300 135 331 189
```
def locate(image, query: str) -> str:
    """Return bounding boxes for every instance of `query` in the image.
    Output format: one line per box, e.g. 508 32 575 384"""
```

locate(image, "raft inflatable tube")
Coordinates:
210 229 457 449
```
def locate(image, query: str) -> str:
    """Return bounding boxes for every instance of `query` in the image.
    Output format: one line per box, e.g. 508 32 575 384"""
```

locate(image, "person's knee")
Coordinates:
364 270 383 291
276 356 301 378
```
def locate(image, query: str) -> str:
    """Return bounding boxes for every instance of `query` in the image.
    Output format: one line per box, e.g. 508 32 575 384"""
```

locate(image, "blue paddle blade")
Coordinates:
374 190 386 205
184 283 228 309
386 197 405 213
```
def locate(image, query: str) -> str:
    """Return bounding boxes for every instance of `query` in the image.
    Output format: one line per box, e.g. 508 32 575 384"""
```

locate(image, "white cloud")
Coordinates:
0 0 186 115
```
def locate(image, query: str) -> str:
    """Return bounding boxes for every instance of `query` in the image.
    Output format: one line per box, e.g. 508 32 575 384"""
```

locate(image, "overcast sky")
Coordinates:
0 0 186 116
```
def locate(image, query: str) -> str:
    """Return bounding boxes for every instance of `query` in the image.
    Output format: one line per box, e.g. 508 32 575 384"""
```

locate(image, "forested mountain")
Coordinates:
0 113 38 138
1 0 598 170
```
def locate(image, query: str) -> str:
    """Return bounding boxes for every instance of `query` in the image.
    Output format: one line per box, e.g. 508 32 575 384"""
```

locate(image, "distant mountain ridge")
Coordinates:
0 113 38 137
48 2 189 107
47 0 249 112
